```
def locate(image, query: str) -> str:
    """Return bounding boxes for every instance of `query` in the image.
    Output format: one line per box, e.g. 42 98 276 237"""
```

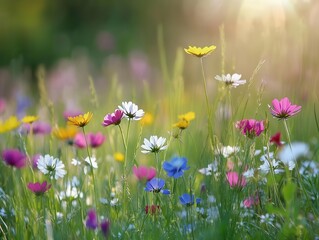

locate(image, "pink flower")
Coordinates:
27 181 51 196
243 195 259 208
63 110 83 121
102 109 124 127
270 97 301 119
226 171 246 188
2 149 26 168
133 165 156 181
270 132 283 147
73 132 87 149
0 98 6 114
236 119 264 138
88 132 105 148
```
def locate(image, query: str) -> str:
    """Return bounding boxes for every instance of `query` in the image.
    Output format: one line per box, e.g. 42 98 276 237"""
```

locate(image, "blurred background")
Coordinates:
0 0 319 104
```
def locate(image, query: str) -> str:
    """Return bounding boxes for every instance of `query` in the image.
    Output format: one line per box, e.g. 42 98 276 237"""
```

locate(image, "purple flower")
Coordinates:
63 110 83 121
0 98 6 114
163 156 190 179
88 132 105 148
144 178 170 195
86 209 98 230
179 193 201 207
21 121 52 135
102 109 124 127
100 219 110 238
2 149 26 168
270 97 301 120
235 119 264 138
27 181 51 196
32 154 40 169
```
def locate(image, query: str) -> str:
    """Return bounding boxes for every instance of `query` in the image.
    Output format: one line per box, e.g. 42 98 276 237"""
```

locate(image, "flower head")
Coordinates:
144 178 170 195
37 154 67 179
113 152 124 162
0 116 21 133
269 97 301 120
141 135 167 154
226 171 246 188
140 112 154 126
27 181 51 196
118 101 144 120
184 45 216 58
163 156 190 178
133 166 156 181
53 126 78 142
88 132 105 148
216 146 240 158
278 142 309 170
73 132 87 149
21 115 39 124
67 112 93 127
100 219 110 237
215 73 246 88
86 209 98 230
102 109 124 127
173 112 195 130
236 119 265 138
179 193 201 207
270 132 283 147
243 195 259 208
2 149 26 168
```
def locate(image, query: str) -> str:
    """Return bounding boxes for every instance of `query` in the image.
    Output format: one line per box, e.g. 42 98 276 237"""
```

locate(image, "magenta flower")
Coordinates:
133 165 156 181
243 195 259 208
236 119 264 138
32 154 41 169
88 132 105 148
86 209 98 230
102 109 124 127
270 132 283 147
27 181 51 196
0 98 6 114
226 171 246 188
2 149 26 168
73 132 87 149
21 121 52 135
270 97 301 120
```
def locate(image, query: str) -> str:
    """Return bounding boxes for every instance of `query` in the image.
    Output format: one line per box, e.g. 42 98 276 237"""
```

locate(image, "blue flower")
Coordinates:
163 156 190 178
179 193 201 207
144 178 170 195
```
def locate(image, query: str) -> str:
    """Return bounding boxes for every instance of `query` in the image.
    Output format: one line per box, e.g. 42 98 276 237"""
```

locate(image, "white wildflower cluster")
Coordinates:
215 146 240 158
58 176 83 207
198 161 218 176
71 156 98 175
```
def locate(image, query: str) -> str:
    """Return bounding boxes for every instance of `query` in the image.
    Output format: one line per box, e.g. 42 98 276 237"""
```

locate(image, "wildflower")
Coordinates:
215 73 246 88
243 168 255 179
163 156 190 178
133 166 156 181
59 178 83 204
179 193 201 207
73 132 87 148
216 146 240 158
226 172 246 188
259 153 283 174
270 132 283 147
0 116 20 133
299 161 319 177
37 154 67 179
21 115 39 124
88 132 105 148
236 119 265 138
86 209 98 230
32 154 40 169
269 97 301 120
260 213 275 224
67 112 93 127
27 181 51 196
113 152 124 162
243 196 259 208
53 126 78 142
140 112 154 126
2 149 26 168
118 101 144 120
198 162 218 176
141 135 167 154
110 198 119 206
173 112 195 130
0 98 6 114
145 205 160 215
84 156 98 175
184 45 216 58
100 219 110 238
102 109 124 127
144 178 170 194
278 142 309 170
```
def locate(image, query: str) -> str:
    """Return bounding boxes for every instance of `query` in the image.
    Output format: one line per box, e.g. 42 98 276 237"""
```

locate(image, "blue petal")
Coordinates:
161 189 170 195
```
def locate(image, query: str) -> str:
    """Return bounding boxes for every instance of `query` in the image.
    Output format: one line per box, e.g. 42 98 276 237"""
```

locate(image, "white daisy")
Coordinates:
215 73 246 88
216 146 240 158
37 154 67 180
118 101 145 120
141 135 167 154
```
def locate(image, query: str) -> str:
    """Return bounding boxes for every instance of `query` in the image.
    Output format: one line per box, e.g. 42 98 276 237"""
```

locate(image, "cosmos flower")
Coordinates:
235 119 265 138
88 132 105 148
226 172 246 188
1 149 26 168
184 45 216 58
144 178 170 195
73 132 87 149
27 181 51 196
163 156 190 178
141 136 167 154
37 154 67 179
133 165 156 181
67 112 93 127
215 74 246 88
102 109 124 127
118 101 144 120
269 97 301 120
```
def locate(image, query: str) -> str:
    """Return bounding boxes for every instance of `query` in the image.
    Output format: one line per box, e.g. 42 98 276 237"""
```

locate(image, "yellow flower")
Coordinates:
53 126 78 140
184 45 216 58
21 115 39 124
140 112 154 126
0 116 21 133
114 152 124 162
173 111 195 130
67 112 93 127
